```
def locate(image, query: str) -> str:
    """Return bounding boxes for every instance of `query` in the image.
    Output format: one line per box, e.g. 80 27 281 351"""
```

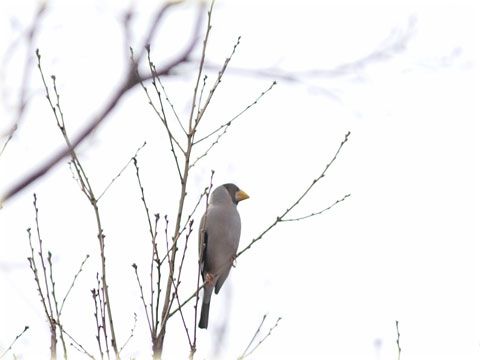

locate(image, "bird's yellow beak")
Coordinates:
235 190 249 202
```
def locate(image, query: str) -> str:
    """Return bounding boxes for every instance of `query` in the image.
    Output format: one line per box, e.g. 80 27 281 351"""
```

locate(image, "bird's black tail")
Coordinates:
198 301 210 329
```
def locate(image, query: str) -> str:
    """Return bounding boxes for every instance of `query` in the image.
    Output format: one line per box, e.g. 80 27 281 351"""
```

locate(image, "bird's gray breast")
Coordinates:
204 203 241 272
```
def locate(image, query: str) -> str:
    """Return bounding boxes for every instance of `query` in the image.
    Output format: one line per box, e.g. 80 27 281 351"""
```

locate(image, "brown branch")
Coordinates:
190 81 276 169
0 326 29 360
154 2 214 357
197 17 416 84
132 263 152 335
97 141 147 201
166 219 194 351
193 35 241 128
187 2 214 133
281 193 350 222
238 314 267 360
28 195 57 360
237 131 350 258
119 313 138 354
1 2 206 204
0 3 46 158
36 55 120 359
192 170 214 357
47 252 67 358
396 320 401 360
159 186 208 267
58 254 90 316
61 327 96 360
169 132 351 318
239 316 282 359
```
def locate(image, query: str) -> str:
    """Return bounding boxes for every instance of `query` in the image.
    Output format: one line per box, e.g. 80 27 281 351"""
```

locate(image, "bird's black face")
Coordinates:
222 183 240 204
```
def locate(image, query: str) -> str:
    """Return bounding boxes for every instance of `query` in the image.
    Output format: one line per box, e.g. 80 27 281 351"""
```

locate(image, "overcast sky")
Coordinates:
0 0 477 359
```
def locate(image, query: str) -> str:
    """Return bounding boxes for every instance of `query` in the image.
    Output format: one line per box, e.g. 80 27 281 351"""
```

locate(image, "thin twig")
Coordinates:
187 1 214 132
190 81 276 169
238 314 267 359
119 313 138 354
61 327 96 360
132 264 153 334
0 326 29 359
0 3 46 158
157 67 187 136
146 50 185 181
195 75 208 122
396 320 401 360
194 36 241 128
59 254 90 315
237 131 350 257
167 220 194 350
193 81 276 145
169 132 351 317
159 187 208 266
37 54 120 359
2 2 206 204
98 141 147 201
29 194 57 360
241 317 282 359
193 170 214 353
281 193 350 222
155 3 214 356
48 251 67 358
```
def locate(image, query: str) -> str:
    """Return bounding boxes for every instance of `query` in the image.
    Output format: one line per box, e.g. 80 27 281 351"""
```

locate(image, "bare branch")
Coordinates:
192 170 215 356
0 326 29 359
238 314 267 360
132 263 153 335
1 2 206 204
97 141 147 201
146 49 185 180
193 36 241 128
187 1 215 132
198 17 416 84
190 81 276 169
193 81 276 146
240 316 282 359
281 193 350 222
396 320 401 360
36 56 120 359
27 194 58 360
237 131 351 257
168 133 351 319
59 254 90 316
159 186 209 267
61 327 96 360
157 69 187 136
48 251 67 357
119 313 138 354
0 3 47 158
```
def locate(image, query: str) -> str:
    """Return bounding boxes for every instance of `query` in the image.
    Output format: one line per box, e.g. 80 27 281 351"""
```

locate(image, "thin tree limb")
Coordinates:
281 193 350 222
1 2 206 204
0 326 29 360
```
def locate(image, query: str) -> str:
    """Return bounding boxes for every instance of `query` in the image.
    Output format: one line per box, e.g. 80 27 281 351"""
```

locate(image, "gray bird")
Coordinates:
198 183 249 329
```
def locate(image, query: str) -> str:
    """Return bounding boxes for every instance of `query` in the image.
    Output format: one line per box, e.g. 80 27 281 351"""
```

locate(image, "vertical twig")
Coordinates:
192 170 214 358
37 51 120 359
396 320 401 360
27 194 57 360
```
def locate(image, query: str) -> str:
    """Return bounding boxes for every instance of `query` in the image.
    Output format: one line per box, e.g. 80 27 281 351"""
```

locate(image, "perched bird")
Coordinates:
198 183 249 329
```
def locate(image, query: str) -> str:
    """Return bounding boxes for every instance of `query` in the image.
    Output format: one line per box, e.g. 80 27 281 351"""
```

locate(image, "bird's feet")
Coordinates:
232 254 238 268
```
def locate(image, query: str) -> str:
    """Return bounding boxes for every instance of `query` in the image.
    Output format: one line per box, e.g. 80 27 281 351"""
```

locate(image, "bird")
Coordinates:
198 183 249 329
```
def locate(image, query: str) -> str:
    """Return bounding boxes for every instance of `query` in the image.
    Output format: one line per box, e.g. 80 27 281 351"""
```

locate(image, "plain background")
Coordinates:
0 0 477 359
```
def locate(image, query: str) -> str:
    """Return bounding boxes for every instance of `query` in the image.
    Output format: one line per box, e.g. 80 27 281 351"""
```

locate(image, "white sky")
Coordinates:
0 0 477 359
